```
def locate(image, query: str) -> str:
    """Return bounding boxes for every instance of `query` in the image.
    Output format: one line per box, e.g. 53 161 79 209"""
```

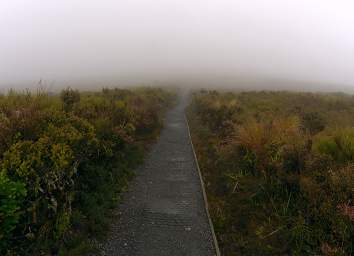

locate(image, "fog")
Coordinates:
1 0 354 92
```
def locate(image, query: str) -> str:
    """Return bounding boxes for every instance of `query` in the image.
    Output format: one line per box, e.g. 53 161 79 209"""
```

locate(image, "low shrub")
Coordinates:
188 90 353 255
0 87 175 255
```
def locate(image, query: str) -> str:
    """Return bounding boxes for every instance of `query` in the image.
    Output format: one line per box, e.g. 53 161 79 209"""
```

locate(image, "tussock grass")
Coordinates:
188 90 353 256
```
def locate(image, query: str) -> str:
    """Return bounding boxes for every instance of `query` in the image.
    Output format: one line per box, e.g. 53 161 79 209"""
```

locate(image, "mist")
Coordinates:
1 0 354 92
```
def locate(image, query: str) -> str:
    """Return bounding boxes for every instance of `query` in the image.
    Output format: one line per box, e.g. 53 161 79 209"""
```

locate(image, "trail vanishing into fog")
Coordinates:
100 94 217 255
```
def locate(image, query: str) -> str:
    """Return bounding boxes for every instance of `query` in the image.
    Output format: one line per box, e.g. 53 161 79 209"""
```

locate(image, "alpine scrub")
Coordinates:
187 90 353 256
0 87 175 255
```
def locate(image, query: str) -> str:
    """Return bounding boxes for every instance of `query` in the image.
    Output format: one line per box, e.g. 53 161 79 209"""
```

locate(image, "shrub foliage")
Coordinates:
188 90 353 256
0 87 175 255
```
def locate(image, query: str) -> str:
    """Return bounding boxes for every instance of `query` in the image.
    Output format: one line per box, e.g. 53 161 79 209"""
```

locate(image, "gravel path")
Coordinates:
99 95 216 256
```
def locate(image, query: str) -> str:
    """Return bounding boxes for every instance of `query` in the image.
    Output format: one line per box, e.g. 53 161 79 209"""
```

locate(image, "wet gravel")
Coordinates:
98 96 216 256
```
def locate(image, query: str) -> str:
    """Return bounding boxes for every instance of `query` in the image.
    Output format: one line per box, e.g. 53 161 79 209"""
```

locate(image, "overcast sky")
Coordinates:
1 0 354 89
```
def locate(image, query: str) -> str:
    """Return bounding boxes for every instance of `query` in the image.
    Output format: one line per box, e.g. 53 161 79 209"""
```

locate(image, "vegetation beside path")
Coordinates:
187 90 353 256
0 87 176 255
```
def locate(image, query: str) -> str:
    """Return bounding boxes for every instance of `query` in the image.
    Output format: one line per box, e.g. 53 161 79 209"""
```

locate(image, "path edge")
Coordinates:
184 114 221 256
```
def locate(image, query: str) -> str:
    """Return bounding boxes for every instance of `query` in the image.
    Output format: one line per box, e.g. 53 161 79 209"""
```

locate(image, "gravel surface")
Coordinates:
99 95 216 256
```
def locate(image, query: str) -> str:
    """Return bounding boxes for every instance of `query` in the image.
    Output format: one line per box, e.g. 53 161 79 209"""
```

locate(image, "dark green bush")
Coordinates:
300 112 326 135
0 173 26 248
60 87 80 112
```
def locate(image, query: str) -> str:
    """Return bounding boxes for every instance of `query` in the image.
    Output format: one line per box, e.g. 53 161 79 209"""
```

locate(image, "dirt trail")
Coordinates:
100 95 216 255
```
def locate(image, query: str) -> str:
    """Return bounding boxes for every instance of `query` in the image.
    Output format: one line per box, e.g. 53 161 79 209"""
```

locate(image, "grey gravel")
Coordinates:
99 95 216 256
